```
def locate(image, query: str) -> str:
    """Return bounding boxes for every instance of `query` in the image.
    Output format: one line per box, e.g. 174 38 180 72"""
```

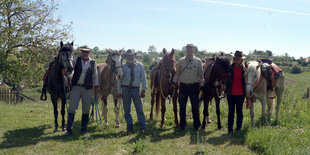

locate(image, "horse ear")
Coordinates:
70 41 74 46
119 48 124 54
106 48 112 54
245 62 249 68
257 61 262 70
60 41 63 47
170 48 175 56
162 48 167 54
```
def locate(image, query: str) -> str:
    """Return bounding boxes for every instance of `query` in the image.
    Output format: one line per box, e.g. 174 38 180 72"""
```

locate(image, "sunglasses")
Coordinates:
82 51 89 54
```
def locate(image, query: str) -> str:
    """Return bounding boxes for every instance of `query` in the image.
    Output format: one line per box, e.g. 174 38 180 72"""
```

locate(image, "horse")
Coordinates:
44 41 74 132
97 49 124 128
201 56 231 130
245 61 285 127
149 48 178 127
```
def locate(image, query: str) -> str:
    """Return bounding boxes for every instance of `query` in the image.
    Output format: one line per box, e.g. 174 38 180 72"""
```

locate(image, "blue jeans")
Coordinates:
122 87 146 130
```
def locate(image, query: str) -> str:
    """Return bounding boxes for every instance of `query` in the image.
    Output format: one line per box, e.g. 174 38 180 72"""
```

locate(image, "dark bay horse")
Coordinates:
45 41 74 132
201 56 230 130
150 48 178 127
97 49 123 128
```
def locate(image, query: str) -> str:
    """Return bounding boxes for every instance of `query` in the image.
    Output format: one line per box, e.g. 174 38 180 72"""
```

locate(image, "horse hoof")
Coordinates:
115 125 120 128
62 128 66 132
207 121 211 124
54 128 58 133
218 126 223 130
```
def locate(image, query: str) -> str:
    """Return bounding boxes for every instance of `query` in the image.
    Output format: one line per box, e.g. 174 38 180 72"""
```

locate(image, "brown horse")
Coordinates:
201 56 231 130
97 49 123 128
150 48 178 127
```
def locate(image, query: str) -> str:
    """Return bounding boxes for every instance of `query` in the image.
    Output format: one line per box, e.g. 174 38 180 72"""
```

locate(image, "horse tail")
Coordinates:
155 88 160 117
40 86 47 101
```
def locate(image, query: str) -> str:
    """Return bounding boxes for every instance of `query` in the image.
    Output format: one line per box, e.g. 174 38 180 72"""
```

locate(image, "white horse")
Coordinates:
245 61 285 127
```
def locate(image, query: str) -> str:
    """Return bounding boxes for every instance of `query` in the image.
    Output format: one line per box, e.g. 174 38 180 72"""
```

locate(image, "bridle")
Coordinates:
159 59 176 101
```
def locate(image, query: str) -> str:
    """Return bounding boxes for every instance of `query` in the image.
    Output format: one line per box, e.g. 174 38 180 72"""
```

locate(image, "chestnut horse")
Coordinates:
201 56 231 130
150 49 178 127
96 49 124 128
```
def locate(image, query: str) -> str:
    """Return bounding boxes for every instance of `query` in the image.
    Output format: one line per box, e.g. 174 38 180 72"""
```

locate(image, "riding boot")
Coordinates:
81 113 89 134
65 112 75 136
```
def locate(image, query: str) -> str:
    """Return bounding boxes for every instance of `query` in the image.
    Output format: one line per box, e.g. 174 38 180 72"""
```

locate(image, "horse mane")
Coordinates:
215 56 231 71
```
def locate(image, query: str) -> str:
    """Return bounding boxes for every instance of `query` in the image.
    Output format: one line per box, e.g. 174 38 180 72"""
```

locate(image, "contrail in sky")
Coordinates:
266 23 280 41
193 0 310 16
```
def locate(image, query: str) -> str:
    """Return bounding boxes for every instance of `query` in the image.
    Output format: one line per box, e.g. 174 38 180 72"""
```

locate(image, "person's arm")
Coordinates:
198 60 204 86
93 61 99 87
173 61 181 84
141 65 147 91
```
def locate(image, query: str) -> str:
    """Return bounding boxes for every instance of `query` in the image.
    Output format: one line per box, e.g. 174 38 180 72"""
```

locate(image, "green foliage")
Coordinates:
291 65 303 74
0 0 72 86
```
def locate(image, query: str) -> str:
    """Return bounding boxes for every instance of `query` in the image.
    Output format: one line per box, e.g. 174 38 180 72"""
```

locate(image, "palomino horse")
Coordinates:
245 61 285 127
201 56 231 130
44 41 74 132
97 49 123 128
150 49 178 127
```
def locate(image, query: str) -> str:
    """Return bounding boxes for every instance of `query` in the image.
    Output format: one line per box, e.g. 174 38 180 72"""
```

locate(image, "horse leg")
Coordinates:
51 96 59 132
150 87 155 120
202 96 207 129
250 100 255 128
102 97 109 125
267 92 275 122
173 91 179 127
215 98 222 130
61 98 66 131
260 97 268 125
160 96 166 128
114 97 120 128
155 90 160 118
275 88 284 123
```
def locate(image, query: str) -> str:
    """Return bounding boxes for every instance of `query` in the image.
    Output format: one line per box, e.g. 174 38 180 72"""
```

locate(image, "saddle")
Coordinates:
260 60 283 90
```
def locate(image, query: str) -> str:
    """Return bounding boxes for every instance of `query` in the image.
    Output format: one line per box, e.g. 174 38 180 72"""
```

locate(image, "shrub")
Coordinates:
290 65 302 74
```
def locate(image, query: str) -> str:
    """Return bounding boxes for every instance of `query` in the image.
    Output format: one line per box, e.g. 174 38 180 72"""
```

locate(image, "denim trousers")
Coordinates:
122 87 146 130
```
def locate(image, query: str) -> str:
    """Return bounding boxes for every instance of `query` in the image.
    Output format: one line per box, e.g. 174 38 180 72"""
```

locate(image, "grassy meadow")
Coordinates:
1 70 310 154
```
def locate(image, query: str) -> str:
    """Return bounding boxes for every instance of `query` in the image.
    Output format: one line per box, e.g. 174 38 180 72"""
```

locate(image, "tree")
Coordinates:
266 50 273 57
142 54 151 64
92 46 100 54
148 45 157 53
0 0 72 86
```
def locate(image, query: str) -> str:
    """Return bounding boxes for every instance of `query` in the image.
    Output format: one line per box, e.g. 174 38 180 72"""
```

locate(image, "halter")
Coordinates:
246 66 262 91
159 61 176 102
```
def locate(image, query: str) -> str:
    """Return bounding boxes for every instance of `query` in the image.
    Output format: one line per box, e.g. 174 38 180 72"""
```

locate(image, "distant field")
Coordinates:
0 72 310 154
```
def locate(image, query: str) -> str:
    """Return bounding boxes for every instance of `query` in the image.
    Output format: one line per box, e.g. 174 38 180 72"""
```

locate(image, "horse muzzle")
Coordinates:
246 85 253 98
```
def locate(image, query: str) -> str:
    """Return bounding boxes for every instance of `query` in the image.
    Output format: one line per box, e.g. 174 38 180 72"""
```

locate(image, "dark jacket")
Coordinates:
226 63 246 96
72 57 95 89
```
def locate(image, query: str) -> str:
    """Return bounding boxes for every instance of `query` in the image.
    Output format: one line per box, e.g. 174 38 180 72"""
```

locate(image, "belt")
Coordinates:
121 85 139 89
180 82 199 86
77 84 84 87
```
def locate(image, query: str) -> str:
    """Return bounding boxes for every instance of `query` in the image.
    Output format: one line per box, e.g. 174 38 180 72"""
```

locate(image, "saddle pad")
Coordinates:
271 63 283 73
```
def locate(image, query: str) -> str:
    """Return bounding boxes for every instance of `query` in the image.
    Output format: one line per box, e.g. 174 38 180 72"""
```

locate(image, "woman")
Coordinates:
226 50 246 134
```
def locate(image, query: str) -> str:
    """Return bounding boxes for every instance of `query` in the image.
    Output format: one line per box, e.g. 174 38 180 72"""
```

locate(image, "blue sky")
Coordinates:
56 0 310 58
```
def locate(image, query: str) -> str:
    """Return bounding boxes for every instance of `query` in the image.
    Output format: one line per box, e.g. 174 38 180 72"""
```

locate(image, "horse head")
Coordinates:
58 41 74 74
161 48 176 80
106 48 124 80
245 61 262 98
214 56 231 82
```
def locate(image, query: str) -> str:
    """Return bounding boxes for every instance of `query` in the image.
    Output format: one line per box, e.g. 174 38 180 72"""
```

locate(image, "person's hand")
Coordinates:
118 93 123 98
93 86 98 93
140 90 146 98
61 69 68 75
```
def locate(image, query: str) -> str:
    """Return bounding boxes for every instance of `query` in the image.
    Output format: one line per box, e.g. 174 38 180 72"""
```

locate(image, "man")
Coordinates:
173 44 204 131
65 45 98 136
117 49 147 133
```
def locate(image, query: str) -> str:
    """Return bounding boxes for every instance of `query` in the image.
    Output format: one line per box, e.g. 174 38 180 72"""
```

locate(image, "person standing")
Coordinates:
117 49 147 133
173 44 204 131
226 50 246 134
65 45 98 136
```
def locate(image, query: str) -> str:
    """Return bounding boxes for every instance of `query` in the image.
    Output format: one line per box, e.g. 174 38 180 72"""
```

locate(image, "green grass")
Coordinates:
1 72 310 154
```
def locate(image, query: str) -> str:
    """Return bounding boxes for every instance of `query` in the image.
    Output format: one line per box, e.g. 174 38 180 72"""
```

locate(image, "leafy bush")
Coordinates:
291 65 302 74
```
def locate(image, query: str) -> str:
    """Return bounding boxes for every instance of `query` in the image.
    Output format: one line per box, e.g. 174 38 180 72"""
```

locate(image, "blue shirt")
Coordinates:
117 62 147 94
